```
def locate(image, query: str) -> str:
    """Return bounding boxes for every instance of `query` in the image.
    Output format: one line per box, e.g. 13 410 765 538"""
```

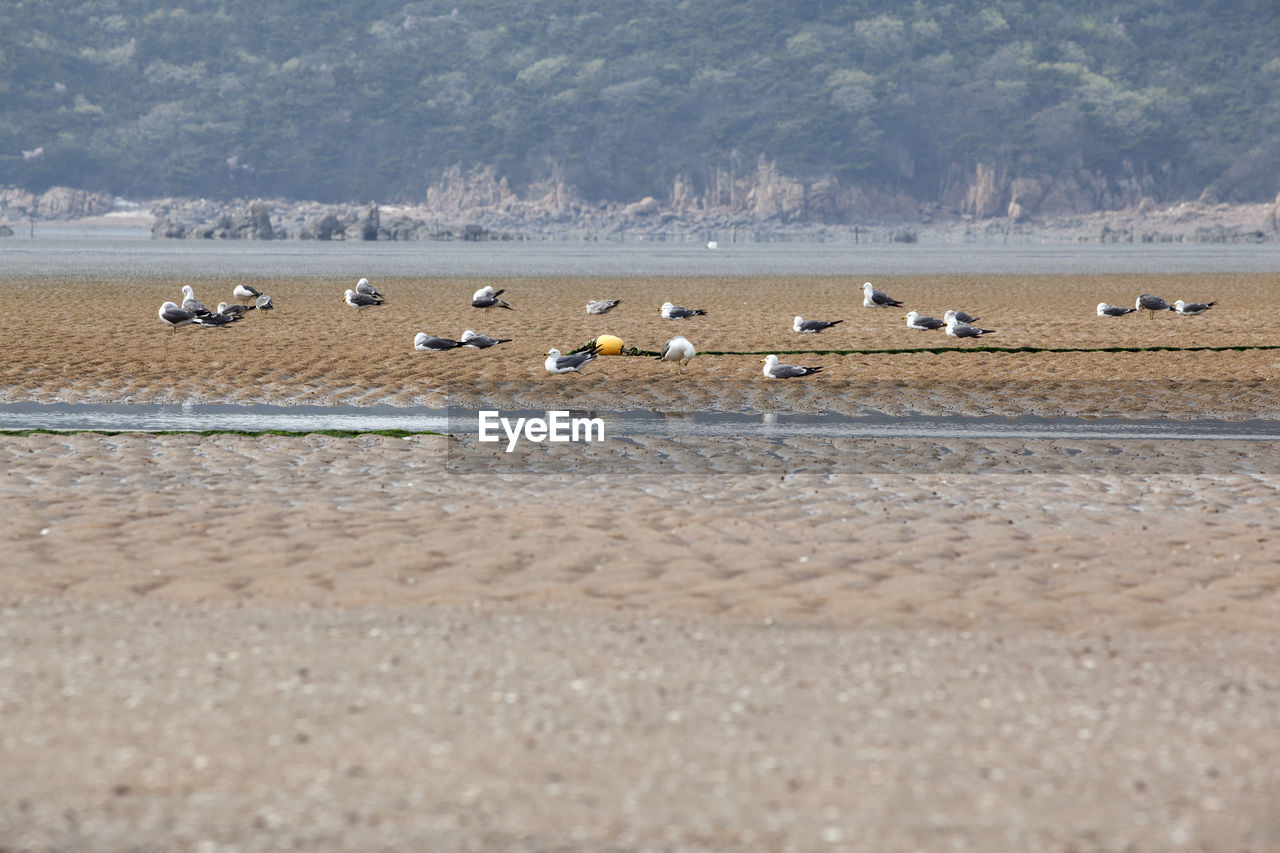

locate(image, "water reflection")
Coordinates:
2 401 1279 441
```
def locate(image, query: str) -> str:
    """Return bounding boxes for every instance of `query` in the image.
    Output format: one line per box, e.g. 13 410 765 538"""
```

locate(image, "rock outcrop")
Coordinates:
36 186 114 219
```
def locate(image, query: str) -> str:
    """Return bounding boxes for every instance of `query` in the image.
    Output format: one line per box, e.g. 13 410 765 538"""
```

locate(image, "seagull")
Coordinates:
232 283 262 303
946 309 980 324
793 316 843 334
657 336 697 367
180 285 211 317
905 311 946 330
472 285 511 309
1136 294 1175 316
216 301 255 319
158 301 195 331
255 294 274 311
1174 299 1216 315
586 299 621 315
413 333 465 351
460 330 512 349
355 277 384 300
192 311 241 327
945 316 996 338
660 301 706 319
344 288 385 313
862 281 902 308
762 354 823 379
1097 303 1136 317
544 344 601 374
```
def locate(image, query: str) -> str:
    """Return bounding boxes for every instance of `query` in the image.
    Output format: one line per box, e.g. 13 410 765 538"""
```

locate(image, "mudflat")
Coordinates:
2 272 1278 851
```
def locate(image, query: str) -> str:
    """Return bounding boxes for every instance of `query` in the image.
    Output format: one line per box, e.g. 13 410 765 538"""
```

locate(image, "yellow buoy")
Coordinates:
594 334 625 355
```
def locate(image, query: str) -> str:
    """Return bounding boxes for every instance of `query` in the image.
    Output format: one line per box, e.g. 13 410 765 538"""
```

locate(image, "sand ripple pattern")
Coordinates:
3 274 1279 417
4 433 1278 632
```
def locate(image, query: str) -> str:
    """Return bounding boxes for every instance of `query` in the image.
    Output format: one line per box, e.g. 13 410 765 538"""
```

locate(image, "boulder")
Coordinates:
36 186 113 219
356 202 380 240
248 200 275 240
624 196 660 217
151 218 186 239
310 211 345 240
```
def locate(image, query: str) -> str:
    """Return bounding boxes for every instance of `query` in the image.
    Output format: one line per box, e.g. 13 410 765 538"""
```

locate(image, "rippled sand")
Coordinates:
2 273 1278 416
3 273 1280 850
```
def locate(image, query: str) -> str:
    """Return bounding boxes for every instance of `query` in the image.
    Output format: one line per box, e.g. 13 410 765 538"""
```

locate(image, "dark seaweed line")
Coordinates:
628 344 1280 357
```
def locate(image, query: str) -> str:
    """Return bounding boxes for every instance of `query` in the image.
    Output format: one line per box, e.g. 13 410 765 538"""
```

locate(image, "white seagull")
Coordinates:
1097 303 1136 317
906 311 946 330
192 311 241 327
1136 293 1175 314
586 299 621 315
660 301 707 319
1174 299 1216 315
355 277 384 300
180 285 210 316
945 316 996 338
544 344 601 374
793 316 843 333
762 354 823 379
657 336 697 367
472 285 511 309
344 288 385 313
460 330 512 348
232 283 262 303
862 281 902 308
158 301 195 331
216 301 255 318
413 333 465 351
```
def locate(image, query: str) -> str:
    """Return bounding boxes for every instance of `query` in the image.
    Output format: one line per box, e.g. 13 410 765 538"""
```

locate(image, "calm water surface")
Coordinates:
3 402 1278 440
4 230 1280 277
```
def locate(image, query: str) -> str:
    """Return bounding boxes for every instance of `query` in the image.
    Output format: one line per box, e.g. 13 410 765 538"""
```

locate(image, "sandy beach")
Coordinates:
3 272 1279 850
3 273 1279 416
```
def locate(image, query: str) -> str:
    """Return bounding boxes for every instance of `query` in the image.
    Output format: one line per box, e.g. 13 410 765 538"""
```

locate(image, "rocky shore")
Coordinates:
2 180 1278 245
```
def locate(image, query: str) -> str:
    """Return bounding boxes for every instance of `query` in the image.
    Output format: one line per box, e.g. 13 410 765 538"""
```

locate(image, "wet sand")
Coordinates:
2 273 1278 416
3 273 1280 850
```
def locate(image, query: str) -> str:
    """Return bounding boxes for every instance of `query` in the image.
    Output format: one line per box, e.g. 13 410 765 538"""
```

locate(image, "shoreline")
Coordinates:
3 197 1276 245
3 264 1278 850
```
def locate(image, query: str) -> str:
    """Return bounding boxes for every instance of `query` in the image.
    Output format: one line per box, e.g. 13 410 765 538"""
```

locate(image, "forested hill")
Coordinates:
2 0 1278 219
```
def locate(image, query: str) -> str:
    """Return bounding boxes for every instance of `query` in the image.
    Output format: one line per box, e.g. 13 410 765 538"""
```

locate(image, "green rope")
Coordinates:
618 344 1280 357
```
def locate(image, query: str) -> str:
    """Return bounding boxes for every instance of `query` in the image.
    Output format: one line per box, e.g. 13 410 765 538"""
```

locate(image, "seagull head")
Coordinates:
182 285 194 298
792 316 804 330
862 282 874 292
905 311 918 321
661 301 674 310
546 349 560 358
357 277 368 287
943 309 957 323
461 330 476 340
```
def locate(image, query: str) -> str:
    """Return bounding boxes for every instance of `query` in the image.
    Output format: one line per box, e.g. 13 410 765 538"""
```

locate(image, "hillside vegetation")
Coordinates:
2 0 1278 217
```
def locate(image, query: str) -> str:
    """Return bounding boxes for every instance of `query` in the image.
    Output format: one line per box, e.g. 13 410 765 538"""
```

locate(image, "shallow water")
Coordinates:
4 401 1279 441
4 234 1280 278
